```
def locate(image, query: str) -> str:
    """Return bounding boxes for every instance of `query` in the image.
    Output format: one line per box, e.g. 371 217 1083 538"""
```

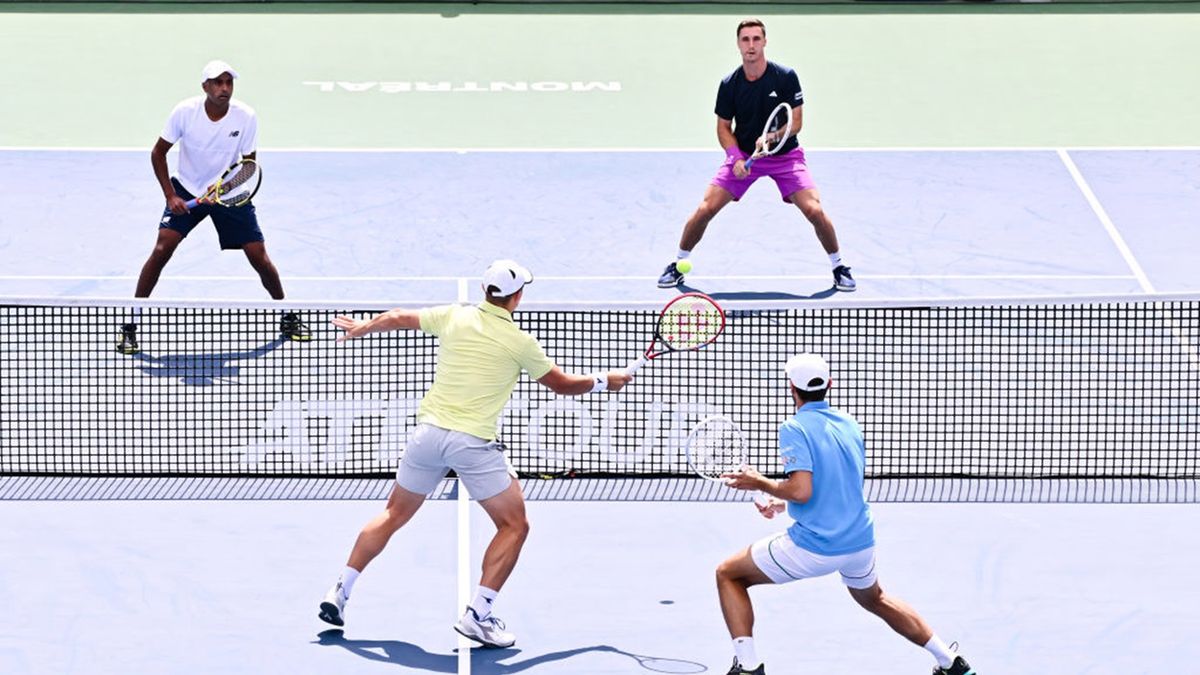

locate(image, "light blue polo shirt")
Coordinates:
779 401 875 556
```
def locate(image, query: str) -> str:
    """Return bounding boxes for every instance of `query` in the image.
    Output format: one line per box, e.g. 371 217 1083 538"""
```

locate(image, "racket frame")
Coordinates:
743 102 794 171
184 158 262 209
684 414 749 483
624 292 726 374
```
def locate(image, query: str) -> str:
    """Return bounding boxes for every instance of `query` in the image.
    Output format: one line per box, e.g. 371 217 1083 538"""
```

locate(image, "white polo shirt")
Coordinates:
160 96 258 196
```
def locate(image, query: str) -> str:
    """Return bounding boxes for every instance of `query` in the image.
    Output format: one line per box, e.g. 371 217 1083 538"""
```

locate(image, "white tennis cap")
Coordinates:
785 352 831 391
201 60 239 83
482 259 534 298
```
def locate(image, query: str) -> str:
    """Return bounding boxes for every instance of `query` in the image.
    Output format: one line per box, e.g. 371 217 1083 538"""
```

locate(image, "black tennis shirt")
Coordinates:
714 61 804 156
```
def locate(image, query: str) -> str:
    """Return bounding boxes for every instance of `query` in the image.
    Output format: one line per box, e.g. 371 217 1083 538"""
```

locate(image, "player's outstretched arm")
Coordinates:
537 366 632 396
332 308 421 342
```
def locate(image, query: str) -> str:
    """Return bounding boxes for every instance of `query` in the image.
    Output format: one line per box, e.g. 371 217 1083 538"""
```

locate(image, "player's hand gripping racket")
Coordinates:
185 159 262 209
742 102 794 172
686 414 767 506
625 292 725 375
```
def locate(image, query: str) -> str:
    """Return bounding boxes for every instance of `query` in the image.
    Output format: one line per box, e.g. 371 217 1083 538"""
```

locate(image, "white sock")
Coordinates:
828 251 843 268
338 566 360 599
732 636 760 669
469 586 499 619
676 248 692 260
924 635 955 669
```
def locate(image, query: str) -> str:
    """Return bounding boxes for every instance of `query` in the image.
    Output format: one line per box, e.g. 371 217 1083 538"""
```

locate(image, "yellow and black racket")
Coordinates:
185 159 262 209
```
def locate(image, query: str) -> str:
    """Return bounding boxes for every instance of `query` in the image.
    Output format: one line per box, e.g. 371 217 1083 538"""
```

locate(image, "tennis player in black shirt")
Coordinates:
658 19 855 293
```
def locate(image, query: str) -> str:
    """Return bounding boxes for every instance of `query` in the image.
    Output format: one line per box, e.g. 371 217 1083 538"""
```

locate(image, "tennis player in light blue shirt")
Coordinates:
715 353 976 675
778 395 874 555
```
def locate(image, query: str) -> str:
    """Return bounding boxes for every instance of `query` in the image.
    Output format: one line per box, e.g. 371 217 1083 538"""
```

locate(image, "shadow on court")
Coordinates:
131 337 285 386
313 629 707 673
678 283 838 301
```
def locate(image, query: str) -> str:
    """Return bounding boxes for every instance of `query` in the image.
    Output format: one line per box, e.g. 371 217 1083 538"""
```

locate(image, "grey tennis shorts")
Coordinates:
396 423 515 500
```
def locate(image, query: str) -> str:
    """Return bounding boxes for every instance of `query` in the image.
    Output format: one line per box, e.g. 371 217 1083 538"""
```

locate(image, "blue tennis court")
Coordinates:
2 3 1199 675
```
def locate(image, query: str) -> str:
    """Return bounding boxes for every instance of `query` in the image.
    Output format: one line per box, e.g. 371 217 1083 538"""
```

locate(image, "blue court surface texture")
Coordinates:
4 6 1200 675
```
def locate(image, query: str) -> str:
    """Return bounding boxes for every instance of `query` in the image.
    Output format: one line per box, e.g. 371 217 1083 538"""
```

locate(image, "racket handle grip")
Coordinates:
624 356 646 376
184 197 199 209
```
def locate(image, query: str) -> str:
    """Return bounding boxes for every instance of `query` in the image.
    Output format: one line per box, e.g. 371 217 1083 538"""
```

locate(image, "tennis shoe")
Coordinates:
832 265 856 292
281 312 312 342
725 657 766 675
116 323 140 355
453 607 516 648
657 262 685 288
933 656 975 675
318 582 347 626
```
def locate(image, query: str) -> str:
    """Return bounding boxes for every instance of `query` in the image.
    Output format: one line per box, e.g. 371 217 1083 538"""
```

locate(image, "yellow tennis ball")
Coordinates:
676 260 693 274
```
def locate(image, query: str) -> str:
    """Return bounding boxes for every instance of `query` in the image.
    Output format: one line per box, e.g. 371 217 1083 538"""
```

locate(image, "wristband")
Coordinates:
588 373 608 393
725 145 744 161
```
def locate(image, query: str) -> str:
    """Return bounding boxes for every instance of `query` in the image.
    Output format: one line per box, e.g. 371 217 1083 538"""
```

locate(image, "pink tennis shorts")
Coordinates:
712 147 817 202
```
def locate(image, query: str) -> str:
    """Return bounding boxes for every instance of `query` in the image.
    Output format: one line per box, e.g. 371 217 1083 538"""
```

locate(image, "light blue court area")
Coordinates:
0 500 458 674
1 148 1197 303
3 498 1199 673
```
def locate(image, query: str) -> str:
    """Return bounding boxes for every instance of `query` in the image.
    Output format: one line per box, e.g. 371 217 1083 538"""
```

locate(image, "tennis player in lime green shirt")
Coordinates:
319 259 632 649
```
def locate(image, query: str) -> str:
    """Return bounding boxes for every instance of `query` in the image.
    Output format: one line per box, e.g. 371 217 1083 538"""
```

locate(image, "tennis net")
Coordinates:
1 295 1197 489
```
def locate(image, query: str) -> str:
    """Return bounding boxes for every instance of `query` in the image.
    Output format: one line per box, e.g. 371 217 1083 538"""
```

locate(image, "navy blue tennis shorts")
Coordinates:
159 177 264 250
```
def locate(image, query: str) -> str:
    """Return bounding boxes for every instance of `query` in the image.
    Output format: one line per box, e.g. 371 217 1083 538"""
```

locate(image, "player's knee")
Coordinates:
850 584 884 612
715 558 740 583
800 201 824 222
696 202 722 222
502 516 530 542
245 250 272 268
150 243 177 261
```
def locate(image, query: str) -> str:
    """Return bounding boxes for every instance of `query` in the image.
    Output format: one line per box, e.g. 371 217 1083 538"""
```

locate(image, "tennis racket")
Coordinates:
185 158 262 209
625 292 725 375
742 102 794 172
686 414 766 505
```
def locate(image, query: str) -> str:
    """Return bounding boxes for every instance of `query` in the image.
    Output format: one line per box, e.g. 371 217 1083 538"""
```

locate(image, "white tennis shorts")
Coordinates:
750 533 878 589
396 423 516 500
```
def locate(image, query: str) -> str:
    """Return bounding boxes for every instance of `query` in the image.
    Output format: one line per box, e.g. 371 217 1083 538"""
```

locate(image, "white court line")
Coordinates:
2 145 1199 153
456 279 472 675
1058 149 1199 369
0 273 1139 282
1057 149 1154 293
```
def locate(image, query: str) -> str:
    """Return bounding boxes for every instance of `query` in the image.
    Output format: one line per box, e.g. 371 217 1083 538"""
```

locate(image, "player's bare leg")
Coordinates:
453 480 529 648
789 188 839 254
659 185 735 288
318 484 426 626
134 228 185 298
242 241 285 300
848 582 973 673
847 582 933 645
789 188 855 291
243 242 310 340
118 228 184 354
475 480 530 591
716 547 773 674
345 484 427 571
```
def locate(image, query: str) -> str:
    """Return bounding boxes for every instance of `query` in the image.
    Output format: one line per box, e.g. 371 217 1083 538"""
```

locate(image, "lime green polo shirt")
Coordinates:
416 302 556 440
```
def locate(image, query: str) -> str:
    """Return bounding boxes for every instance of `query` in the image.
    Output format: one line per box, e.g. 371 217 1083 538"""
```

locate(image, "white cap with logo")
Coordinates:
482 259 534 298
784 352 831 391
201 60 239 83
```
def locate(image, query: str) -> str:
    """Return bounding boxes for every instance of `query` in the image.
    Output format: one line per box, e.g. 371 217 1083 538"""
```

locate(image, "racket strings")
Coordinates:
215 162 261 205
690 423 749 479
660 298 723 350
762 106 792 154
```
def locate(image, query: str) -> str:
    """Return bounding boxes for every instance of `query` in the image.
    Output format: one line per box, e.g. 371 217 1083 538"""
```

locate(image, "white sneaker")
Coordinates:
318 582 347 626
453 607 516 648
